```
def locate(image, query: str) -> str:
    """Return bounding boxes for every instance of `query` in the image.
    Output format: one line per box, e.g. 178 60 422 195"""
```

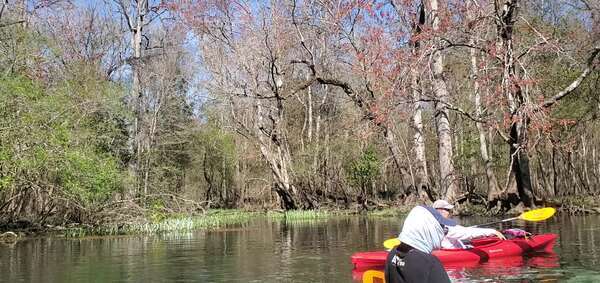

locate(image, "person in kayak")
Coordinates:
384 205 455 283
432 200 505 249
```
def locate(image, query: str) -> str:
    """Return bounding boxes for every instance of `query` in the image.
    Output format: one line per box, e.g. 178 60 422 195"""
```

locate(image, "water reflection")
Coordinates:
445 253 561 282
0 215 599 282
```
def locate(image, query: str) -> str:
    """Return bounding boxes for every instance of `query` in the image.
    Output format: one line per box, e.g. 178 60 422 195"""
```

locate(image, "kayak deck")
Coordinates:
351 233 557 269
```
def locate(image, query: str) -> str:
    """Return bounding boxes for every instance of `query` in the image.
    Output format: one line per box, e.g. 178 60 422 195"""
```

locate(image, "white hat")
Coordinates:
432 200 454 210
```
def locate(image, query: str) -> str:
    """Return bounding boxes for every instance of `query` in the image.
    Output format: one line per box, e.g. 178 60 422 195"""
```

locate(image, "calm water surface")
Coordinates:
2 214 600 282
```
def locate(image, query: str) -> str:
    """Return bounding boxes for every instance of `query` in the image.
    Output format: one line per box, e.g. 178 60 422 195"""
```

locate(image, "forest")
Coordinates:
0 0 599 230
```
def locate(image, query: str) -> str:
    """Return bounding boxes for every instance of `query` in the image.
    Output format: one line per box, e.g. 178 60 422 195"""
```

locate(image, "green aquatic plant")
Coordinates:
366 208 408 217
267 210 331 220
64 210 261 237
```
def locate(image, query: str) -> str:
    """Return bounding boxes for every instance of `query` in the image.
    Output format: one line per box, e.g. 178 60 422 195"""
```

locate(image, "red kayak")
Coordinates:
352 252 559 281
351 233 557 270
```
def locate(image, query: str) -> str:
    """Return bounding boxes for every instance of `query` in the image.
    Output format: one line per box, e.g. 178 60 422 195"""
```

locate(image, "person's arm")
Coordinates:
446 225 505 241
441 237 468 249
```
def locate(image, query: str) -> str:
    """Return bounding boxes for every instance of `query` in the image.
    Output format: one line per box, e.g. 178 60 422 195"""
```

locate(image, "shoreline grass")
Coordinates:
64 209 363 237
9 198 597 238
60 205 408 238
267 210 338 219
64 210 261 237
47 203 479 238
366 207 409 217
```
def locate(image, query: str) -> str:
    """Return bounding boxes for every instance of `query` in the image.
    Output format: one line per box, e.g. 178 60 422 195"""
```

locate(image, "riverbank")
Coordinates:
2 196 599 241
0 207 408 240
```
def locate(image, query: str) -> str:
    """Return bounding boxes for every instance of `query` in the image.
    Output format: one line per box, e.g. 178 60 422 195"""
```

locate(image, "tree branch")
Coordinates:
114 0 134 31
0 20 25 28
496 126 511 143
0 1 7 21
291 0 314 63
542 46 600 108
315 77 364 108
438 38 503 61
415 98 487 123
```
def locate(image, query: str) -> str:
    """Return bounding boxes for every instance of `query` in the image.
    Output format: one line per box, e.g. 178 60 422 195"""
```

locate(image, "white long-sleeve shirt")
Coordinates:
441 225 498 249
398 206 447 253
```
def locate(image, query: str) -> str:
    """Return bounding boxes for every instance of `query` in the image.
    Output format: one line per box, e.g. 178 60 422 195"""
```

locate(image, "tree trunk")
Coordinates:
121 0 149 199
307 83 313 143
581 135 592 192
385 126 428 202
468 23 501 202
495 0 535 208
407 2 431 202
313 85 328 191
203 151 214 203
429 0 460 201
256 99 303 210
411 75 431 202
593 145 599 192
508 121 535 207
535 150 548 198
551 145 558 197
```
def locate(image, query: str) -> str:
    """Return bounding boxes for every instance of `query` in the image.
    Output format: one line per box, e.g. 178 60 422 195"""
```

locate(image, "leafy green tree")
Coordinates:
346 147 381 202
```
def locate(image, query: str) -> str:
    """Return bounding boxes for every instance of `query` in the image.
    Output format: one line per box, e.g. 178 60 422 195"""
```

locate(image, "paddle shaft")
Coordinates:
470 216 519 228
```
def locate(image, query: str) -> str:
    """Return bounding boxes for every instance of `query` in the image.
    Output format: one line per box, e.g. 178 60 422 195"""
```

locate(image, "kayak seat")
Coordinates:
362 270 385 283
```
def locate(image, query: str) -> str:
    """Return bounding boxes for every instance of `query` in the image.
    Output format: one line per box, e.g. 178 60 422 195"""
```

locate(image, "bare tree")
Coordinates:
492 0 599 208
467 0 502 203
428 0 460 201
112 0 167 198
410 2 432 202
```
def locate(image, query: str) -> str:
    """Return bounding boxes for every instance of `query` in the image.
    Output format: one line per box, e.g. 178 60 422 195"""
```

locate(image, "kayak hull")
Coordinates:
352 252 559 281
351 233 557 269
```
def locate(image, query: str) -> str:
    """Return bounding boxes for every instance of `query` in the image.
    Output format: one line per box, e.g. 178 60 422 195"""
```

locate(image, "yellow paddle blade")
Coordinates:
519 207 556 222
362 270 385 283
383 238 401 249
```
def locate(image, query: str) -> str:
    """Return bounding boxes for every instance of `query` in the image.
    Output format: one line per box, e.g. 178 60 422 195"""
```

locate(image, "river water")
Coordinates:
2 214 600 282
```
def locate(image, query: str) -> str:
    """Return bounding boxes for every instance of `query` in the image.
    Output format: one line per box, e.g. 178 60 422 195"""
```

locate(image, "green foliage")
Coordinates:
142 90 196 194
550 71 598 121
196 127 237 172
65 209 261 237
59 150 122 205
0 176 13 191
267 209 333 220
148 200 168 223
367 208 410 217
0 71 126 214
0 24 44 75
345 147 381 190
191 124 238 206
454 129 480 171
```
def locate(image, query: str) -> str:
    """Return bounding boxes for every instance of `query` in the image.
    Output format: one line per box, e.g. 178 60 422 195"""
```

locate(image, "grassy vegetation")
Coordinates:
265 209 357 224
62 199 599 238
64 210 261 237
366 207 410 217
63 208 415 237
555 196 600 214
67 201 574 238
267 210 334 220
